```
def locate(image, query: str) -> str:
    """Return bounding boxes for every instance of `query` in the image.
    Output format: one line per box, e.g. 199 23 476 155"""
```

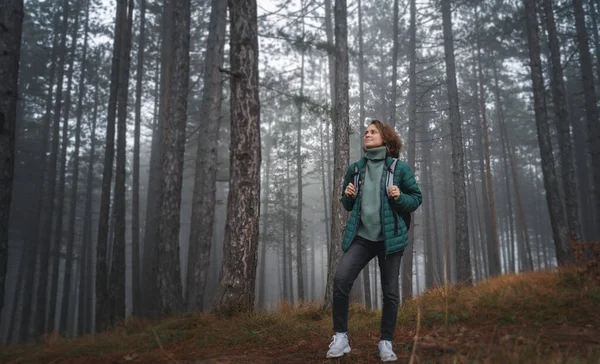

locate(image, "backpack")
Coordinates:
353 158 412 233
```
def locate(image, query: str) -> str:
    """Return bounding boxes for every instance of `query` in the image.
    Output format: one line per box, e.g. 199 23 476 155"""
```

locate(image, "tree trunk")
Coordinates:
543 0 581 240
324 0 349 310
78 79 99 335
589 0 600 89
157 0 190 312
131 0 146 317
441 0 471 284
295 13 306 301
475 7 501 276
60 0 89 335
523 0 570 265
186 0 226 312
389 0 399 128
0 0 24 328
211 0 261 315
110 0 133 324
258 118 273 307
401 0 418 300
96 0 125 332
572 0 600 235
357 0 370 308
141 31 165 318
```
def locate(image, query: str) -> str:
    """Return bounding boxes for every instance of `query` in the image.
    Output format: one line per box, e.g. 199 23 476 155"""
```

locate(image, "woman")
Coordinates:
326 120 422 362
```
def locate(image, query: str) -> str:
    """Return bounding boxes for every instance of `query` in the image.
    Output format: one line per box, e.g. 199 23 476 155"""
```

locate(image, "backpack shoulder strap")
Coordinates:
386 158 399 189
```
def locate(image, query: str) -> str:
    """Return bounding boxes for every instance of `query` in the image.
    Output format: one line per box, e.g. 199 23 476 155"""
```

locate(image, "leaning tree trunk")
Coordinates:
324 0 349 310
523 0 570 265
110 0 134 325
186 0 226 312
441 0 471 284
0 0 24 327
157 0 190 312
131 0 146 317
211 0 261 315
543 0 581 240
572 0 600 234
96 0 125 332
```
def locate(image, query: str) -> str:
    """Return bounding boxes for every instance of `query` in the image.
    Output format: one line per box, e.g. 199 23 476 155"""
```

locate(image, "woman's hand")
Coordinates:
345 183 357 197
388 185 401 200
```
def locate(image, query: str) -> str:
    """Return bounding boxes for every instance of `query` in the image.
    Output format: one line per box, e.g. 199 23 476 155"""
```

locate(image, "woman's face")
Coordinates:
364 124 384 148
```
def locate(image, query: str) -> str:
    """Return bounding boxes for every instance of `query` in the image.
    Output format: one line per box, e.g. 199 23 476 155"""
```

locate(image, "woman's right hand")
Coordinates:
345 183 356 197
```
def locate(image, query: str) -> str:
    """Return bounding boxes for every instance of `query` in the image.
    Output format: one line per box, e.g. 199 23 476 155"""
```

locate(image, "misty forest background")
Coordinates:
1 0 599 345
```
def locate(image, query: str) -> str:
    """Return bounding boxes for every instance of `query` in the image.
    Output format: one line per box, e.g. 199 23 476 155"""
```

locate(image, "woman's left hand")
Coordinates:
388 185 401 200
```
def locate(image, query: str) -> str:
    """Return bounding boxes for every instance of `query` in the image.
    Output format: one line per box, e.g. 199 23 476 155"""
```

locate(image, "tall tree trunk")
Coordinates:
50 0 82 334
258 118 273 307
32 0 70 339
389 0 399 128
211 0 261 314
110 0 134 324
324 0 349 310
141 31 165 318
441 0 471 284
402 0 417 300
324 0 334 251
523 0 570 265
543 0 581 240
96 0 125 332
357 0 370 308
493 60 533 271
186 0 226 312
78 80 99 336
475 6 501 276
589 0 600 88
295 16 306 301
572 0 600 234
131 0 146 317
286 154 295 303
0 0 24 328
157 0 190 312
21 6 61 340
62 0 90 335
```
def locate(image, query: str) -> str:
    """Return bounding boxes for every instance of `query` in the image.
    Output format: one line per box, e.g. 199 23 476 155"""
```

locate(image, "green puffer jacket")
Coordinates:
340 156 422 255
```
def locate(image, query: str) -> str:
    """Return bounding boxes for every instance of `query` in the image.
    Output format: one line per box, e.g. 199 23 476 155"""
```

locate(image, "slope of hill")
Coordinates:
3 266 600 363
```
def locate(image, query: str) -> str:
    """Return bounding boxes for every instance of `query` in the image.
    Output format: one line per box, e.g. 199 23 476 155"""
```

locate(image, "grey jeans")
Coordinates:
332 236 403 341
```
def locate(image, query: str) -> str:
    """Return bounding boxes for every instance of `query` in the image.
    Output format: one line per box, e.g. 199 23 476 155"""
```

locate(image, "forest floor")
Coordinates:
3 266 600 363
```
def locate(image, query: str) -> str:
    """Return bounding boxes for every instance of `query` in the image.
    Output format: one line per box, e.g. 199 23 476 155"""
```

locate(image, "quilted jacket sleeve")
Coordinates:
391 162 422 213
340 164 355 212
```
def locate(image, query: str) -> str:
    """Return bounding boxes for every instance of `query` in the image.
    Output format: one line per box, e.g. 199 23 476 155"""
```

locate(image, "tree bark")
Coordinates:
0 0 24 328
357 0 370 309
131 0 146 317
389 0 399 128
523 0 570 265
96 0 125 332
186 0 226 312
543 0 581 240
157 0 190 312
401 0 417 299
110 0 134 324
78 79 99 335
572 0 600 233
441 0 471 284
211 0 261 315
475 6 501 276
324 0 349 310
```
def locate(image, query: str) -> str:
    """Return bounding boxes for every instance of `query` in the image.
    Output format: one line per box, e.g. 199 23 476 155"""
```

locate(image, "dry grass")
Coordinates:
2 264 600 363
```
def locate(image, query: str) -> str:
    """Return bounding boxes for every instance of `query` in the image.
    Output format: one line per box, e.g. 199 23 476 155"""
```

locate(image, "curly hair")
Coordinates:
366 119 402 158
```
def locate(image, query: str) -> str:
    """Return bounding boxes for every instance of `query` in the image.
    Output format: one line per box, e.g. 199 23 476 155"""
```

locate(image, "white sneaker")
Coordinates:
378 340 398 362
326 332 351 358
